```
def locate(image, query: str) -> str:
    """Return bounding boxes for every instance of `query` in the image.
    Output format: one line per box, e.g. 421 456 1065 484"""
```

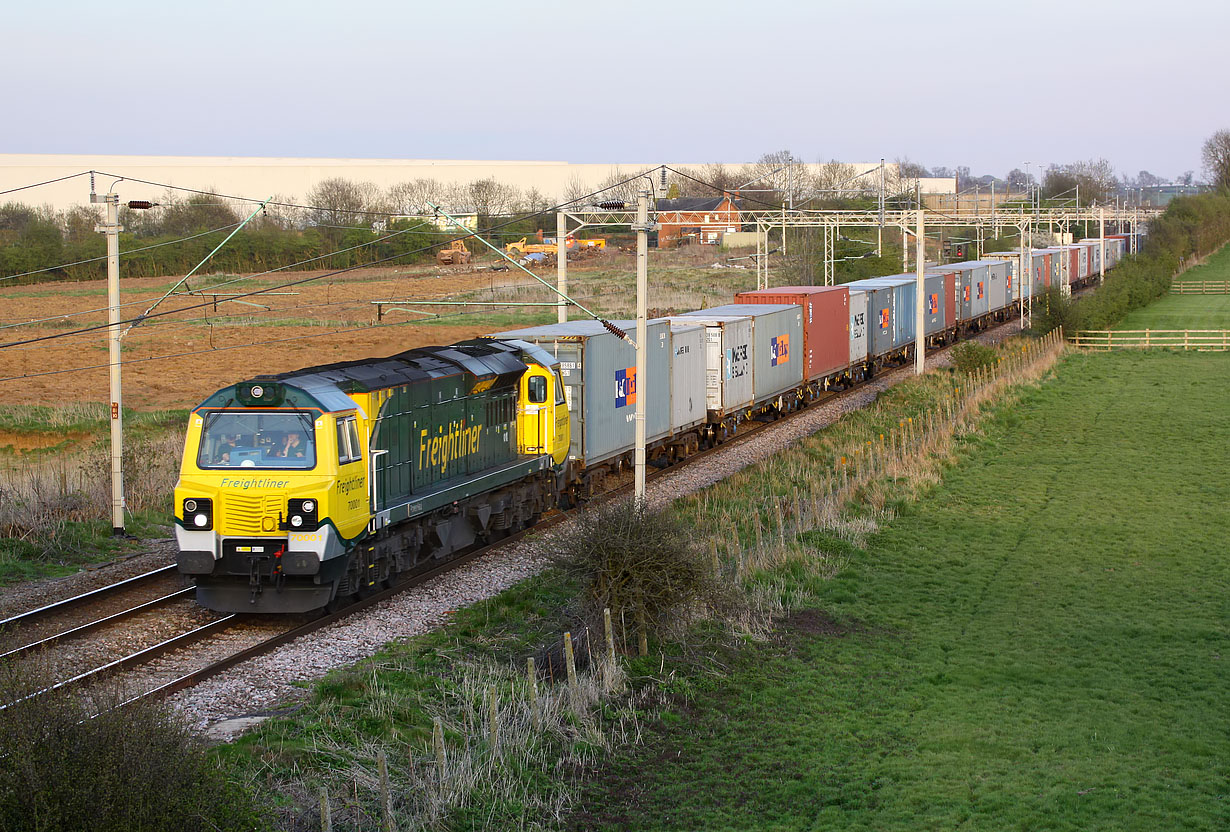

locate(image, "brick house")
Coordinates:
654 194 744 246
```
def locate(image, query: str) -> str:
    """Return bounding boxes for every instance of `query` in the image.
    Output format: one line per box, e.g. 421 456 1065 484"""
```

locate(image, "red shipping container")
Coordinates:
929 270 957 329
733 285 850 381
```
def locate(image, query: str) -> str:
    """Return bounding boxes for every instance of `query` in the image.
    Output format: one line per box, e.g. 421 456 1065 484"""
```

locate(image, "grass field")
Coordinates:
1120 243 1230 329
572 351 1229 831
1116 293 1230 330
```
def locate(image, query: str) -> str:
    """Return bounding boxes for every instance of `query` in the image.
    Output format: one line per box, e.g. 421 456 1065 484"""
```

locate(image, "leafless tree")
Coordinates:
1202 129 1230 189
305 178 382 233
387 178 448 214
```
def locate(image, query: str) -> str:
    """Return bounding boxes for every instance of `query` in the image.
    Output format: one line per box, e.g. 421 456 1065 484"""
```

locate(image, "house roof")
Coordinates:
655 196 743 212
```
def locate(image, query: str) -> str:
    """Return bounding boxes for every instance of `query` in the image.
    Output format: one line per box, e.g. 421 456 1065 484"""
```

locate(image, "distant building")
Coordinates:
654 194 744 246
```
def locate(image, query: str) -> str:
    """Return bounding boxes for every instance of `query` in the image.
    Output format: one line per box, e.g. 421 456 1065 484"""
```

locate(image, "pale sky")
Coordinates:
5 0 1226 181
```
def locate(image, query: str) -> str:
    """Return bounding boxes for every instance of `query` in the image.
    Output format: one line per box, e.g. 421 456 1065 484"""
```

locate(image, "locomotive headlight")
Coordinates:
283 498 318 532
182 497 212 531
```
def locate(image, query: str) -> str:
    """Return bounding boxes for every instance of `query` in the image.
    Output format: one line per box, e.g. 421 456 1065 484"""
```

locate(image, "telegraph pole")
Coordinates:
556 211 568 323
915 209 925 376
94 191 125 535
632 190 651 503
1099 207 1106 284
877 158 885 257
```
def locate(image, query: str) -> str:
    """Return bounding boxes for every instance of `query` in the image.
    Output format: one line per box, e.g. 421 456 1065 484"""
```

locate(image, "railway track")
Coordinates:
3 314 1031 712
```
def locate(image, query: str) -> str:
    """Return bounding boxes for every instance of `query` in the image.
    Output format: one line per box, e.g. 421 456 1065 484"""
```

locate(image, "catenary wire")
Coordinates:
0 167 663 351
0 171 92 197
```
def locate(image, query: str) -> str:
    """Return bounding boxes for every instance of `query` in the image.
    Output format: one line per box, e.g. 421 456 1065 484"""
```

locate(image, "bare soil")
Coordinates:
0 263 554 410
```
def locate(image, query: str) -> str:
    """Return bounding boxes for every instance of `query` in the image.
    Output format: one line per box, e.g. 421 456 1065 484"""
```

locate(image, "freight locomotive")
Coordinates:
174 239 1130 613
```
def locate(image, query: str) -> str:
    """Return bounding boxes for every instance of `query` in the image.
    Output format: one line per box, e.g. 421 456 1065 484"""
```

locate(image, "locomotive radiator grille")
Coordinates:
222 494 281 535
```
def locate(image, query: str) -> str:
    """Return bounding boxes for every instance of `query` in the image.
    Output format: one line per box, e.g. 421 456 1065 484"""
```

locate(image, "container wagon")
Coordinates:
733 285 851 392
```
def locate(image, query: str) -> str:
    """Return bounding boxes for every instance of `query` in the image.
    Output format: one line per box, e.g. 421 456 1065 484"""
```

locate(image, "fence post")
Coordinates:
433 717 447 783
378 749 393 832
564 631 579 698
488 685 499 761
604 608 616 666
320 787 332 832
527 657 540 731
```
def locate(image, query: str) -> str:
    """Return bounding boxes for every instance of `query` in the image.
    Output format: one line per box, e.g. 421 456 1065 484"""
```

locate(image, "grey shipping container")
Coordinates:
945 261 991 321
854 276 919 346
667 322 707 433
848 289 869 364
677 303 804 409
843 279 897 359
985 260 1009 313
488 319 671 467
664 314 753 416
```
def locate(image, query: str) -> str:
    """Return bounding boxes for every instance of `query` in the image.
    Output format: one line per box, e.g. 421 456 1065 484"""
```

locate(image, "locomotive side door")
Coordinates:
518 367 551 455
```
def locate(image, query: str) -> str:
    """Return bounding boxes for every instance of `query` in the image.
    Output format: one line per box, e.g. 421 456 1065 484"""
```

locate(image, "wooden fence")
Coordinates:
1171 281 1230 294
1070 329 1230 351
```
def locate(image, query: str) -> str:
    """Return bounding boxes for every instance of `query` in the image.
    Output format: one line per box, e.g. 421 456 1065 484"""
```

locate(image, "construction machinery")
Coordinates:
504 235 606 257
436 239 472 265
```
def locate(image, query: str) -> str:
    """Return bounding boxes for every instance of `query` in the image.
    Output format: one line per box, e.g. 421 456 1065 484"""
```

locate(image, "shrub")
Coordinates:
548 500 727 647
949 341 999 376
0 663 266 831
1029 286 1084 336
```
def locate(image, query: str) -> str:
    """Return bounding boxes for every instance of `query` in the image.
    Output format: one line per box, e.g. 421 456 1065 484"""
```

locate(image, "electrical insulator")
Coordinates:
600 319 628 340
126 200 156 210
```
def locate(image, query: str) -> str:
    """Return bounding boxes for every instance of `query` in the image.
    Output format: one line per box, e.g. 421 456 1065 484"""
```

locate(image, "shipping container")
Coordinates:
733 285 850 381
848 289 869 365
862 273 949 341
985 260 1009 313
488 319 671 467
667 322 707 433
678 303 805 407
843 279 898 359
663 313 753 416
1080 239 1104 274
1034 249 1063 291
983 252 1026 302
925 268 959 330
944 261 991 322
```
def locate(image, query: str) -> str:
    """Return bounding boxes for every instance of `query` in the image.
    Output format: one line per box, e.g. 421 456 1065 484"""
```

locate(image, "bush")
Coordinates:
0 663 266 831
949 341 999 376
1029 286 1083 336
548 500 726 646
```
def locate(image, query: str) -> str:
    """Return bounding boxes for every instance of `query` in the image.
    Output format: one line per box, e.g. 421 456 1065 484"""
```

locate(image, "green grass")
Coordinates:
0 509 173 585
572 351 1229 831
1116 294 1230 329
1172 241 1230 282
0 404 185 438
1117 243 1230 329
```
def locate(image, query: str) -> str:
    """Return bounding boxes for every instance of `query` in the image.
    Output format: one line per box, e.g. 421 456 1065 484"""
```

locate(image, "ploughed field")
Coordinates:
0 245 746 411
573 350 1229 831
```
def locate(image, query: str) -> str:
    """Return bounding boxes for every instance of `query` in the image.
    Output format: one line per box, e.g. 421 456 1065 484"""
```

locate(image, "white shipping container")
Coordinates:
666 314 754 416
848 289 869 365
667 322 707 433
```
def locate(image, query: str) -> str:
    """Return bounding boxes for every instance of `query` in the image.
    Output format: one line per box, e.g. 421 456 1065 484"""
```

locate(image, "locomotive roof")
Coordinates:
194 339 532 412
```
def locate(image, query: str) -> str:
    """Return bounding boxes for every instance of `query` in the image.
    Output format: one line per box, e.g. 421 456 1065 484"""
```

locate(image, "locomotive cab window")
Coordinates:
554 369 566 405
527 375 547 403
336 415 362 464
197 411 316 469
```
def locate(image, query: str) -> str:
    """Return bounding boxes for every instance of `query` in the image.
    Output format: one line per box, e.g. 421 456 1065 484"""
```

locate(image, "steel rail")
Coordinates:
0 564 179 629
0 615 237 711
0 587 198 662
